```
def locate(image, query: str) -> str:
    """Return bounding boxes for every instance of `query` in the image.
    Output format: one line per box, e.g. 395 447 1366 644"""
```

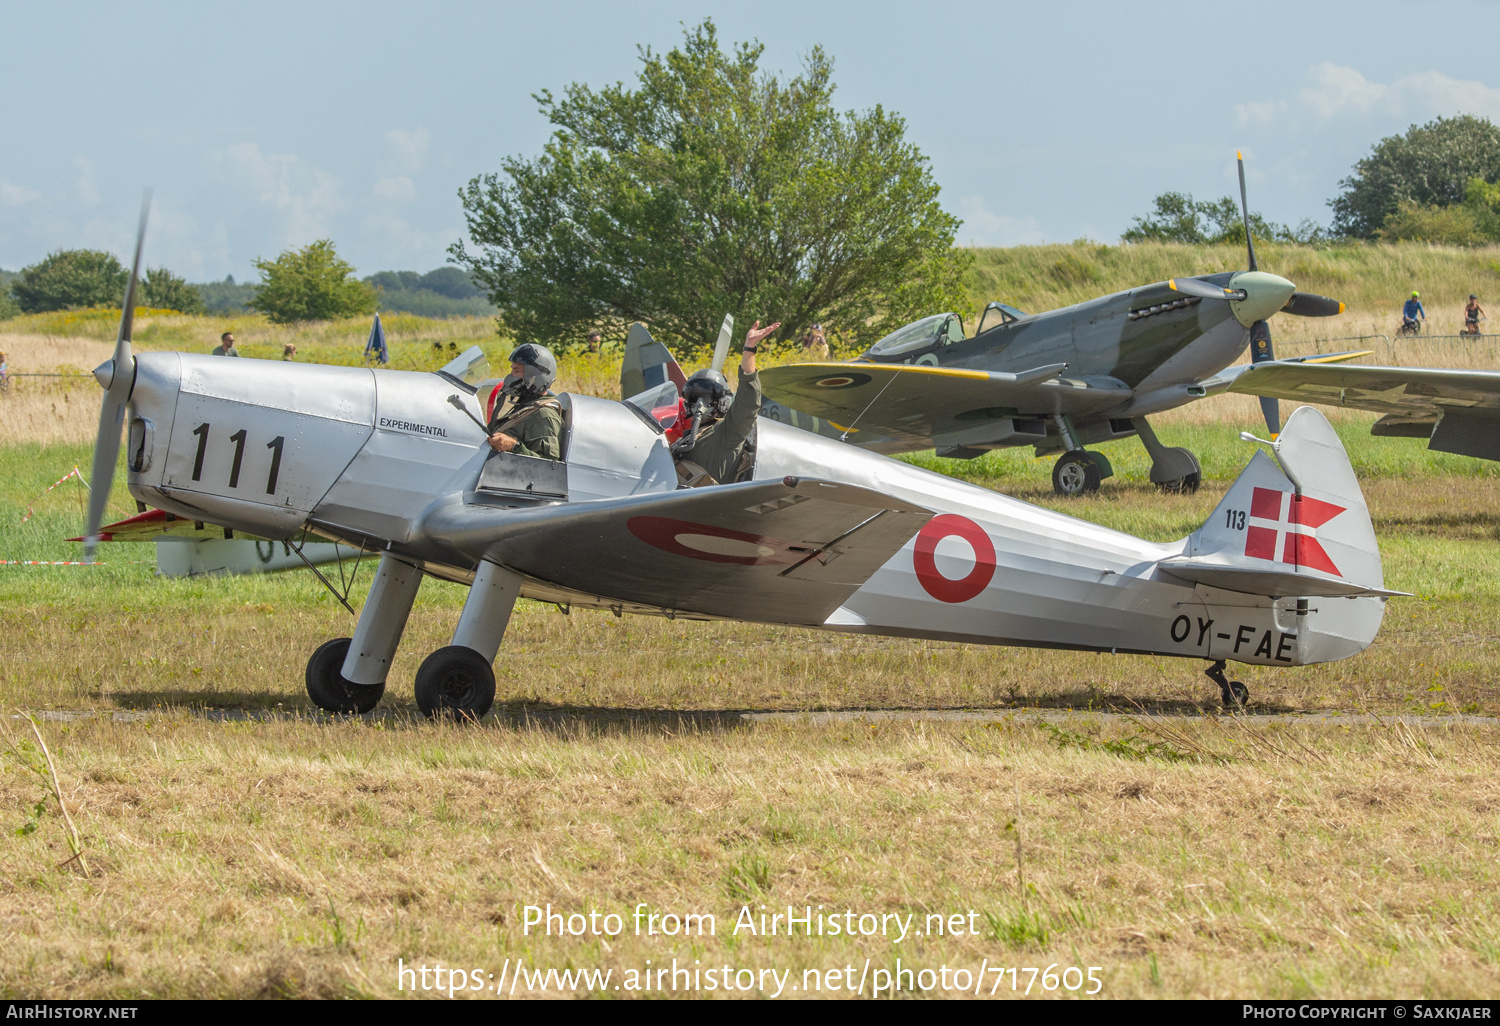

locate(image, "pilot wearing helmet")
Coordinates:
672 319 780 486
487 343 564 461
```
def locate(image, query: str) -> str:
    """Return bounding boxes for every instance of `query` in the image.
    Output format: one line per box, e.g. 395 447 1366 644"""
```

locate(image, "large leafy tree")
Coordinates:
12 249 128 313
1329 114 1500 239
1122 192 1322 245
141 266 204 314
451 20 970 353
250 239 377 324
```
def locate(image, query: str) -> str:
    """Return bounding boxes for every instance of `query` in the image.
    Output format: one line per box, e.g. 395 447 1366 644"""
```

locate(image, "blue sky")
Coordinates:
3 0 1498 280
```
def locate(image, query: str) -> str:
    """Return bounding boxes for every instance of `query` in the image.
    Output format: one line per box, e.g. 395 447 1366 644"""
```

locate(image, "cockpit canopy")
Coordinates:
860 302 1028 363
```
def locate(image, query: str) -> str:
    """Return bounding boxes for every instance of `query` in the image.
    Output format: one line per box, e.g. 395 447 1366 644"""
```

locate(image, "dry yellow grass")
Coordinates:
0 713 1495 999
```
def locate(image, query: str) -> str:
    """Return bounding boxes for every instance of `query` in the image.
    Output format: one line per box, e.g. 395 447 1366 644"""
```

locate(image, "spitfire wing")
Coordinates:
422 478 933 625
759 362 1130 452
1230 362 1500 461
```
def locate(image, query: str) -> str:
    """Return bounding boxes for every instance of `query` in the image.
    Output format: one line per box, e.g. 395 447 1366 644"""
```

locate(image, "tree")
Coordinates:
451 20 970 353
11 249 127 313
1329 115 1500 239
1122 192 1322 246
250 240 377 324
141 267 204 314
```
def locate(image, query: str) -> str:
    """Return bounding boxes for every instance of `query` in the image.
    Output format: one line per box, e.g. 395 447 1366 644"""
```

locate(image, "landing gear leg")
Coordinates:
1204 659 1249 708
1050 415 1106 497
414 560 521 720
306 553 423 714
1134 417 1201 494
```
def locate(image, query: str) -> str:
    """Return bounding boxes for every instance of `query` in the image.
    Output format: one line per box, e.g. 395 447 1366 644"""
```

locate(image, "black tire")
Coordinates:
414 645 496 721
305 638 385 714
1155 447 1203 495
1052 450 1102 497
1224 680 1249 708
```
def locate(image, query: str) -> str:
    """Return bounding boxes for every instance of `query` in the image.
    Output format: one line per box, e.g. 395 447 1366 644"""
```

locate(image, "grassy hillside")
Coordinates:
968 241 1500 338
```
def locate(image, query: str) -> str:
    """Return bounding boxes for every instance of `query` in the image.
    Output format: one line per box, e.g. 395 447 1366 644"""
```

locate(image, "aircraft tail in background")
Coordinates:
619 323 687 400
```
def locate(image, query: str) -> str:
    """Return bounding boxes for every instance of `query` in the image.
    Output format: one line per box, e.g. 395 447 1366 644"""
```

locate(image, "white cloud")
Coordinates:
0 180 40 206
953 196 1046 247
381 128 430 177
372 175 416 204
1240 63 1500 126
213 142 344 247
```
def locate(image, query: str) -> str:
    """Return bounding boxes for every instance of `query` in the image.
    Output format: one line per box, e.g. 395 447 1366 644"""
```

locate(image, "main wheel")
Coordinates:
1052 450 1102 497
1155 447 1202 495
414 645 496 721
1224 680 1249 708
306 638 385 714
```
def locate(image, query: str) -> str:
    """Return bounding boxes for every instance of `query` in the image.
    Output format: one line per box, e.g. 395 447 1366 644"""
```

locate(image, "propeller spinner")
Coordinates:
85 191 151 561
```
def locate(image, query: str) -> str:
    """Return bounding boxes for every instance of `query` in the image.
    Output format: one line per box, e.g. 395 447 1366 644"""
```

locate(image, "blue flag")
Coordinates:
364 313 388 365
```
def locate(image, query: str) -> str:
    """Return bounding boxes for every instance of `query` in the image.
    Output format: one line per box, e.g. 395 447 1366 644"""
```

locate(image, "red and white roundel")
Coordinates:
626 516 801 566
913 514 996 603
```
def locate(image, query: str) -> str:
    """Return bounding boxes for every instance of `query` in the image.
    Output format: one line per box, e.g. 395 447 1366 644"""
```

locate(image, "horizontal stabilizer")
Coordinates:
1158 558 1407 598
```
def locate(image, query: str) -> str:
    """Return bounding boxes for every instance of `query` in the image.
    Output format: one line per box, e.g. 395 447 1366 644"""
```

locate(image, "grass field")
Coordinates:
2 276 1498 999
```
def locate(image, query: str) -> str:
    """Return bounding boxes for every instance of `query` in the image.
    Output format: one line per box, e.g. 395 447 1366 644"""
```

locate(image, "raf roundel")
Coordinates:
812 373 872 390
913 514 996 603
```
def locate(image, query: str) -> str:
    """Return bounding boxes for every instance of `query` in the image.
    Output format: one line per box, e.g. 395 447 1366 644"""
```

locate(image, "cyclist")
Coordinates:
1400 292 1426 336
1462 294 1487 336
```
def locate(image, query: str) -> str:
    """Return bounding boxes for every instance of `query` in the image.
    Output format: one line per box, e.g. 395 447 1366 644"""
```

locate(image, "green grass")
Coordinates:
966 240 1500 322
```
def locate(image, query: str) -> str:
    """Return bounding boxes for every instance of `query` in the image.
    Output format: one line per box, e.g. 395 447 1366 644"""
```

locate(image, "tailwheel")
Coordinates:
414 645 496 721
1203 659 1248 709
306 638 385 714
1051 450 1102 497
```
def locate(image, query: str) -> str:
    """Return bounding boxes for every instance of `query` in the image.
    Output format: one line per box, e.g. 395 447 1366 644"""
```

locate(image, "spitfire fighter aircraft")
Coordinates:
758 156 1358 496
86 203 1398 719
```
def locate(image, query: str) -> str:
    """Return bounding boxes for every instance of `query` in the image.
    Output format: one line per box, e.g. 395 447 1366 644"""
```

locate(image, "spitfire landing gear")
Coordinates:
306 638 385 713
1052 450 1102 496
1204 660 1248 708
1133 417 1201 495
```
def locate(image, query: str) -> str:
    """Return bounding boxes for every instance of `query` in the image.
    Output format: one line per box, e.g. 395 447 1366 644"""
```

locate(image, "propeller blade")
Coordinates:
1237 151 1258 273
1169 277 1247 302
1282 292 1345 318
1249 318 1279 437
711 312 733 375
85 190 151 560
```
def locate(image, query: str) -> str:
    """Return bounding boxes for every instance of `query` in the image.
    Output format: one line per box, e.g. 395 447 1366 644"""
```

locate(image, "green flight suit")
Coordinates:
490 394 564 461
677 368 760 485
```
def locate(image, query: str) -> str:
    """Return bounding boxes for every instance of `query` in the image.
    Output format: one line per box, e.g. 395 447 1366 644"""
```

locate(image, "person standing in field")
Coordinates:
586 330 602 354
799 323 829 360
282 343 297 360
1463 295 1486 336
0 350 9 394
212 332 240 357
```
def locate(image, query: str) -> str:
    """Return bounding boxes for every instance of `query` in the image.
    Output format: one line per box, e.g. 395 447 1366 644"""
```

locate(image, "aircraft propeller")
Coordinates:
1232 152 1344 437
85 191 151 562
710 313 734 376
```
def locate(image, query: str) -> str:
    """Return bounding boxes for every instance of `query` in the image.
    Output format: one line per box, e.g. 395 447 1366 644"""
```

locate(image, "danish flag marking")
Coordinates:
1243 487 1345 577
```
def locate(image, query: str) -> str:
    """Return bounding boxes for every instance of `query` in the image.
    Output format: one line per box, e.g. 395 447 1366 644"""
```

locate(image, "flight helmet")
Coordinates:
683 368 733 419
504 343 557 399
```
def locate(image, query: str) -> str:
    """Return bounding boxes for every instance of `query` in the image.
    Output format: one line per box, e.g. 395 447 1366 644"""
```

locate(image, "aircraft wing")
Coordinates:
759 362 1131 451
67 508 253 542
421 478 933 625
1230 362 1500 461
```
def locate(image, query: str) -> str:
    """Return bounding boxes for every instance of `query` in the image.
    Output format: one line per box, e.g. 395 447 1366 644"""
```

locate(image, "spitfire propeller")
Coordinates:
85 191 151 561
1231 152 1344 437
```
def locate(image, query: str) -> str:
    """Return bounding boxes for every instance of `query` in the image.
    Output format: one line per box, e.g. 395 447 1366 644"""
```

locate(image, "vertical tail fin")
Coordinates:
620 323 687 400
1163 406 1395 599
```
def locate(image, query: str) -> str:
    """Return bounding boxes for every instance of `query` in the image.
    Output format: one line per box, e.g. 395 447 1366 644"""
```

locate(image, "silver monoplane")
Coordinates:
85 203 1400 718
